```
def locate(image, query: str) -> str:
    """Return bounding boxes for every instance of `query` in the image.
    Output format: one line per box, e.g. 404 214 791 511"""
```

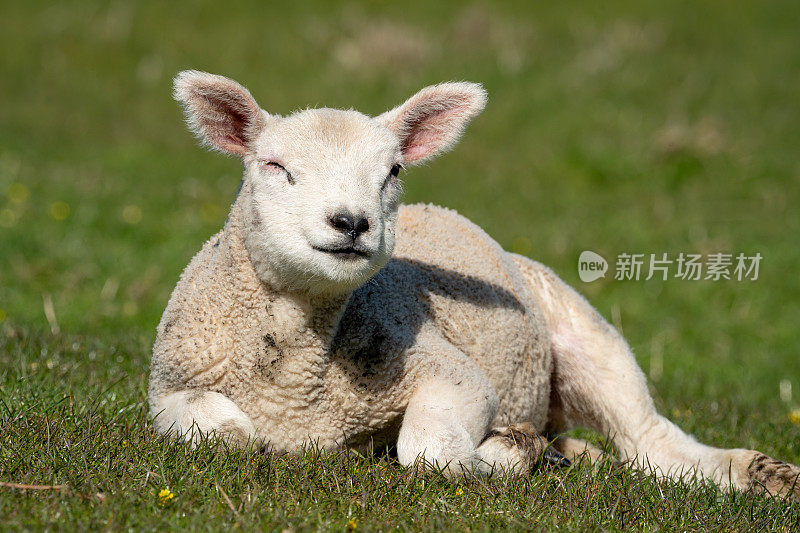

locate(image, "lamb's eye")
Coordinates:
260 161 294 184
383 163 403 189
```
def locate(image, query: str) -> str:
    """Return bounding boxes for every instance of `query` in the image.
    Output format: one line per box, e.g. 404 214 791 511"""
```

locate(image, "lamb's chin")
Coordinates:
313 257 385 294
264 259 373 298
323 263 376 289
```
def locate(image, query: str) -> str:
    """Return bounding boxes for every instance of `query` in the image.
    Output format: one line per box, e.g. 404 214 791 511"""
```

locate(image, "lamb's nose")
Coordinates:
328 212 369 239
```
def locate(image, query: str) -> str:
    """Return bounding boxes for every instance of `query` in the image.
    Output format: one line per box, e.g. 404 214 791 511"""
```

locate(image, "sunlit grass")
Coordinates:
2 328 799 529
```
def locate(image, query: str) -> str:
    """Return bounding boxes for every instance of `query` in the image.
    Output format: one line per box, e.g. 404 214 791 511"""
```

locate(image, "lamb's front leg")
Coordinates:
397 380 567 476
150 389 257 446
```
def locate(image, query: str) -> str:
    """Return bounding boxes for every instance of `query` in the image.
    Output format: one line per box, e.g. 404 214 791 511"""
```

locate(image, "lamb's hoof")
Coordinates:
747 453 800 500
543 447 571 468
486 423 570 471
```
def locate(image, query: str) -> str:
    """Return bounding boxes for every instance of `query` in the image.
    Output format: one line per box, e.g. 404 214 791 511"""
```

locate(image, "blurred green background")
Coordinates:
1 0 799 448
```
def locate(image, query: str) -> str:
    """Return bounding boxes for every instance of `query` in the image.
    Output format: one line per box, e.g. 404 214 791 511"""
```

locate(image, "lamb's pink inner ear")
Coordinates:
175 71 265 157
203 90 252 153
379 82 487 166
400 106 462 164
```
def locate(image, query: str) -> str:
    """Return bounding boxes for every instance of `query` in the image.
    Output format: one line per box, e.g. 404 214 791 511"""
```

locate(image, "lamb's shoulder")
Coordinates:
392 202 548 368
150 231 268 395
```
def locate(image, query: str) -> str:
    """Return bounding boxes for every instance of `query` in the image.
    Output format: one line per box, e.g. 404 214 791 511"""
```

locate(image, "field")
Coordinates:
1 0 800 530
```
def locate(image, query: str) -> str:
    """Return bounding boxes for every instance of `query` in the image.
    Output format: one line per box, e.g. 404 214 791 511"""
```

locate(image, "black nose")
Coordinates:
328 212 369 239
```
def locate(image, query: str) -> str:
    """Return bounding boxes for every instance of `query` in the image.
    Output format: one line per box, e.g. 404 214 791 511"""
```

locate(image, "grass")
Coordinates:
1 0 800 530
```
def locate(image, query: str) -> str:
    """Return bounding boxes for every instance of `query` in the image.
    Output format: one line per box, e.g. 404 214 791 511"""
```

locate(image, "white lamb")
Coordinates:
149 70 800 498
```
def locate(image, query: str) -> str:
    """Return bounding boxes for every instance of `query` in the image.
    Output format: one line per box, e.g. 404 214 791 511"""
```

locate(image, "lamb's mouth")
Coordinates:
313 246 372 260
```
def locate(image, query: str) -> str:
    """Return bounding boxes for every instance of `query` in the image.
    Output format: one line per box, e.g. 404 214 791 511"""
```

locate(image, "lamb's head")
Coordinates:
174 71 486 297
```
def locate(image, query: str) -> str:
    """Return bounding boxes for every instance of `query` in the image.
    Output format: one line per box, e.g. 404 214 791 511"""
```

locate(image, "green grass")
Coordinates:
2 0 800 530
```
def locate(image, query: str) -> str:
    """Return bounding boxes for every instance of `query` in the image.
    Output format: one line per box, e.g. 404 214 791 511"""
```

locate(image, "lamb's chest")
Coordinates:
237 331 411 451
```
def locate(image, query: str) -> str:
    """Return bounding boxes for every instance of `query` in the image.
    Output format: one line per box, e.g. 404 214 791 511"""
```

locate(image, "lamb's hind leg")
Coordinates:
477 423 571 473
511 254 800 498
150 389 257 447
550 436 608 465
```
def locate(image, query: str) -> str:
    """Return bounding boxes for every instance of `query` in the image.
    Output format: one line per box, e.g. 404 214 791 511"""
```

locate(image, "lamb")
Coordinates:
149 70 800 498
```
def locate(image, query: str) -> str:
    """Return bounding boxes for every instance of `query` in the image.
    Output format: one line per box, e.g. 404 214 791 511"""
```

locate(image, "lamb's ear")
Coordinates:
377 82 487 165
173 70 267 157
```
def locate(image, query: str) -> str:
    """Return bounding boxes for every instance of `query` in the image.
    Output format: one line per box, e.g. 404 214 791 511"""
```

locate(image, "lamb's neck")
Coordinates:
217 196 350 353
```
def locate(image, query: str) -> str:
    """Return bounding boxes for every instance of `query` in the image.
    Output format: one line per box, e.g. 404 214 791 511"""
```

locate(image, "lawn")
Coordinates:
1 0 800 530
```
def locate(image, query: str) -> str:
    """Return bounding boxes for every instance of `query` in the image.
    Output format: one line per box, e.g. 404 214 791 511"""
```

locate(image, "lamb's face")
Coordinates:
241 109 403 295
173 70 486 297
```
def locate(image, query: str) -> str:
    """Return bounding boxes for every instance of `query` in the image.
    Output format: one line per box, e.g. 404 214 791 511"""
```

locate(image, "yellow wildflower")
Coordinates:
455 487 464 496
158 488 175 504
347 518 357 531
122 205 142 224
48 201 69 221
789 408 800 425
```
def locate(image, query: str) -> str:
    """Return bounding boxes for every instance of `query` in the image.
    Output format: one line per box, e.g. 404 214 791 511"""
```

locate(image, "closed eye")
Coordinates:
260 161 294 184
